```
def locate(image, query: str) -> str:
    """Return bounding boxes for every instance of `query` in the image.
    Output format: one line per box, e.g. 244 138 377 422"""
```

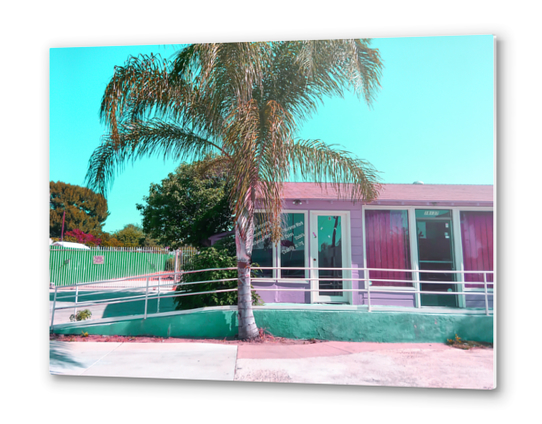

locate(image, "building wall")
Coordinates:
252 198 494 311
253 199 368 306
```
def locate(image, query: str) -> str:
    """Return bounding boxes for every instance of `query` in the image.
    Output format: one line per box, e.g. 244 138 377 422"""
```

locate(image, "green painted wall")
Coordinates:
52 307 494 343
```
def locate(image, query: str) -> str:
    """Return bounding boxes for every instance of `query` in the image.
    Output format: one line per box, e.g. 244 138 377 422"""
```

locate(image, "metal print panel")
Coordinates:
49 35 495 390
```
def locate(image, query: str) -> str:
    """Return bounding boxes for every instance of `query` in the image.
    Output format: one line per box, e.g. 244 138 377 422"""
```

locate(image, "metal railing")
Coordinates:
250 266 494 315
49 266 494 329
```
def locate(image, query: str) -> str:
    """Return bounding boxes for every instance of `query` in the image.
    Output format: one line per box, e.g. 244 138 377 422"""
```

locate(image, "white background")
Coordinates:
1 0 539 422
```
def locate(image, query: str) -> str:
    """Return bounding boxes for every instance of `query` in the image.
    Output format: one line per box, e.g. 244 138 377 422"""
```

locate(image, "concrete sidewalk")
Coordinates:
50 340 495 389
50 341 238 380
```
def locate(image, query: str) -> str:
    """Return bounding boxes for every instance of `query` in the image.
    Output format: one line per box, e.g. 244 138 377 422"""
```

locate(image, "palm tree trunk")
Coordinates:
235 216 259 340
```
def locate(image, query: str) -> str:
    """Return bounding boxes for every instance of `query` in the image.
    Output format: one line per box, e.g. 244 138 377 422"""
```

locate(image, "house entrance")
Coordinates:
310 212 350 303
416 209 458 307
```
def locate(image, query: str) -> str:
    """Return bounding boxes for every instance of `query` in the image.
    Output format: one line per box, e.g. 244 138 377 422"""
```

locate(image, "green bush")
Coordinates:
69 309 92 322
212 234 236 256
174 247 263 310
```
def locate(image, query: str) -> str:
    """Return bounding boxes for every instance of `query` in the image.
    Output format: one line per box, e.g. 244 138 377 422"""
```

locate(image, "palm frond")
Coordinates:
91 38 383 236
286 138 382 203
260 40 383 125
85 119 222 196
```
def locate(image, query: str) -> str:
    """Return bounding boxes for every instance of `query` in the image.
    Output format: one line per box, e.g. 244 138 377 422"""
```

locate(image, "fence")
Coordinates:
50 265 494 329
49 246 197 287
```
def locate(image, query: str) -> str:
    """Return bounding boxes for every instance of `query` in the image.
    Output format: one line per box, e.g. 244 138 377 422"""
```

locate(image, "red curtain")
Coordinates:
460 211 494 288
365 210 412 287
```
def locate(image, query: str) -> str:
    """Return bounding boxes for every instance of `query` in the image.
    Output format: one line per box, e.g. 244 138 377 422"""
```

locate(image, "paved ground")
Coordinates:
50 290 177 325
50 340 495 390
50 341 237 380
49 295 495 389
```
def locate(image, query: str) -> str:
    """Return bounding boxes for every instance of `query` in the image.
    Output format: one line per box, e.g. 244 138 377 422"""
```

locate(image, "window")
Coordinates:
460 211 494 289
252 214 274 278
365 209 412 287
252 212 307 279
280 213 306 278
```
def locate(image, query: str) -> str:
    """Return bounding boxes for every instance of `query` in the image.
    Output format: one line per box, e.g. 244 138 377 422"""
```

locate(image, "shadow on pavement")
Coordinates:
50 342 84 369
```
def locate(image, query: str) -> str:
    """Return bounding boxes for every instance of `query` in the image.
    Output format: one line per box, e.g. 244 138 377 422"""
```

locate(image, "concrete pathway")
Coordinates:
235 341 494 389
50 341 238 380
50 340 495 389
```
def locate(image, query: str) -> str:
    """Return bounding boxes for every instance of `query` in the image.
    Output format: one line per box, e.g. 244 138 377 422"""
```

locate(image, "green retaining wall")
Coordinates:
52 307 494 343
49 248 175 286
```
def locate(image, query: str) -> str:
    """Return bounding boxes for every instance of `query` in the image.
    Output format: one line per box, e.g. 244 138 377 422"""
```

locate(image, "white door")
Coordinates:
310 211 351 303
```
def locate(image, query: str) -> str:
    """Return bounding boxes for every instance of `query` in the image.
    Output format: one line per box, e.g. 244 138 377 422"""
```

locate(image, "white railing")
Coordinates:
250 266 494 315
49 268 238 328
49 266 494 329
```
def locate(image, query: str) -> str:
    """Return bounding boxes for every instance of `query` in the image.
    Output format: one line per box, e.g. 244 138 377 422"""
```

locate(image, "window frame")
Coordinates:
253 209 309 283
362 205 494 309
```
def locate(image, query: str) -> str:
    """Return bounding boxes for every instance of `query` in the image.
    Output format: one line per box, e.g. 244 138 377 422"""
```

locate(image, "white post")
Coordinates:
157 276 161 314
51 286 58 329
367 278 372 312
483 272 489 316
74 284 79 317
144 277 149 319
174 250 179 283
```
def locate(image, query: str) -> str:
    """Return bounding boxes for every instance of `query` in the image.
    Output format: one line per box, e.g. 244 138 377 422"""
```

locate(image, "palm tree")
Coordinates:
86 40 383 339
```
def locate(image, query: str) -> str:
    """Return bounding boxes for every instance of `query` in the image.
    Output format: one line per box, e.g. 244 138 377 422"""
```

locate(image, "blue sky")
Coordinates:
50 35 494 233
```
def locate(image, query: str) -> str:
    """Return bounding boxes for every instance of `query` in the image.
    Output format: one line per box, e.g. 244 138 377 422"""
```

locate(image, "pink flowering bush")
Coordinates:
64 229 102 246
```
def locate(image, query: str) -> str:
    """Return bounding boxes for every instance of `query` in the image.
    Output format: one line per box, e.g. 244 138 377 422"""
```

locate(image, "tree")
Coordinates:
88 229 124 247
86 40 383 339
136 155 233 249
50 181 109 238
111 224 162 247
112 224 145 247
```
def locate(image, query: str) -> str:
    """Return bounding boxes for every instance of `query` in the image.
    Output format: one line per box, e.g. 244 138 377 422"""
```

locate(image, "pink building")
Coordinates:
249 182 494 313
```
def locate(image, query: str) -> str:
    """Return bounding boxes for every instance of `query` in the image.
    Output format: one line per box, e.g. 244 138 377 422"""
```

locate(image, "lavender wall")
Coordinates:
252 199 369 305
251 198 492 311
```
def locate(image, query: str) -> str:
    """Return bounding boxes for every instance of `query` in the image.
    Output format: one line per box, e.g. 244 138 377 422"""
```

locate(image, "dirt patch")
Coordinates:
446 334 493 350
49 330 326 346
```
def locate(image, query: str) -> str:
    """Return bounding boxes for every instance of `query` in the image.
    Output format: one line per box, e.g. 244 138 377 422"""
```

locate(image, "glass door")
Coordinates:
416 209 457 307
310 212 350 303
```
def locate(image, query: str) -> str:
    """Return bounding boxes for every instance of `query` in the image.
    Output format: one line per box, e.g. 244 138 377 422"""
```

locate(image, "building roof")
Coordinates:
281 182 493 206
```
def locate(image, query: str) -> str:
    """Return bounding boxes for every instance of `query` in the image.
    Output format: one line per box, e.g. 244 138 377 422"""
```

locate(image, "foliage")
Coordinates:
69 309 92 322
64 229 102 246
137 155 233 249
174 248 262 310
112 224 145 247
111 224 161 247
88 230 124 247
50 181 109 238
446 334 491 350
212 234 236 256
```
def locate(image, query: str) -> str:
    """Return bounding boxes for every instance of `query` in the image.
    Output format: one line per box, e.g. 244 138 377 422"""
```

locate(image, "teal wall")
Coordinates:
52 307 494 343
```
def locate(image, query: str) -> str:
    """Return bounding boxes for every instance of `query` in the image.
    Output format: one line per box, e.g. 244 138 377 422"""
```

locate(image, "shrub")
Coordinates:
69 309 92 322
174 247 263 310
212 234 236 256
64 229 102 246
